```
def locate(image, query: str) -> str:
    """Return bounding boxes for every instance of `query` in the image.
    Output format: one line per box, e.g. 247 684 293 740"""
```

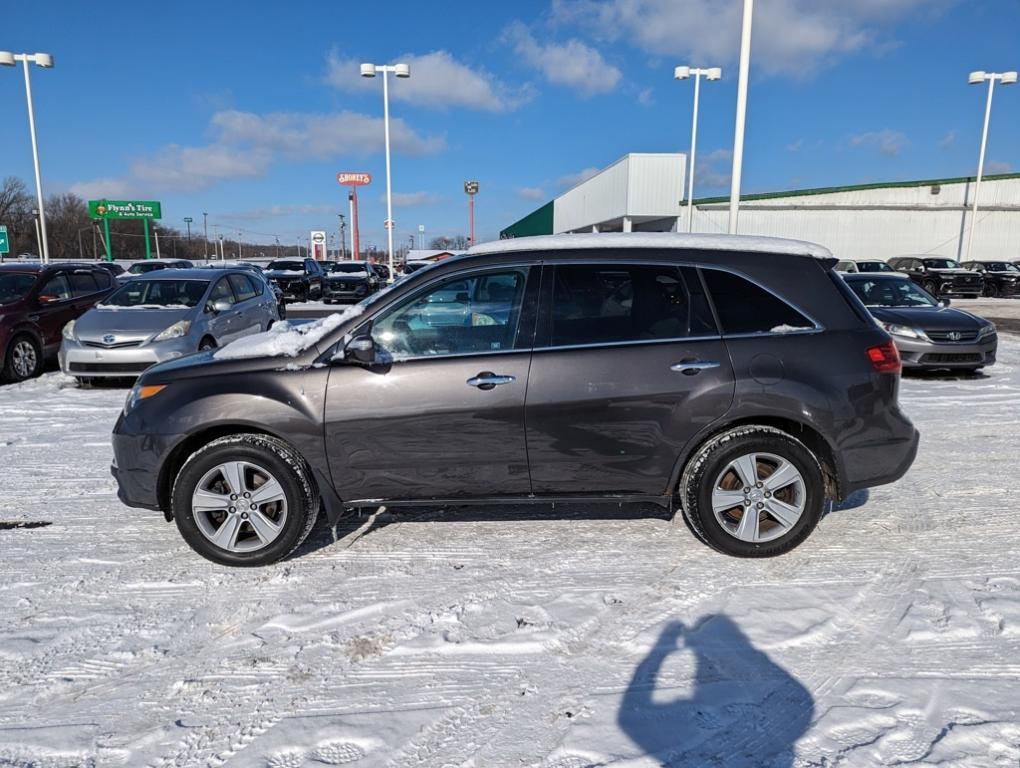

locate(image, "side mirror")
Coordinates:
37 294 60 305
208 299 232 314
344 335 376 364
938 298 951 307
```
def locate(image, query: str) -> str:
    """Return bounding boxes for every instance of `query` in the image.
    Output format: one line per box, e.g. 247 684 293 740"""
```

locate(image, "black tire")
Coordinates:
3 334 42 382
171 433 320 567
967 294 981 300
277 302 287 321
198 336 217 351
984 283 999 298
679 425 825 558
323 298 333 305
922 279 939 297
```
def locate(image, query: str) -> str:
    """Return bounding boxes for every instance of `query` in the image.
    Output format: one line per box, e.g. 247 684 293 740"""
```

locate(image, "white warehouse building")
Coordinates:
502 153 1020 261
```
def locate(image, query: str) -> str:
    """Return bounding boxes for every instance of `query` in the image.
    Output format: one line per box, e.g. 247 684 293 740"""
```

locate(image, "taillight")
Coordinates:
867 339 901 374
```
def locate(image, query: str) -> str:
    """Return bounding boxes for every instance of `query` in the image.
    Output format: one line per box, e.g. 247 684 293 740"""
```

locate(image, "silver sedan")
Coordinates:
60 268 279 382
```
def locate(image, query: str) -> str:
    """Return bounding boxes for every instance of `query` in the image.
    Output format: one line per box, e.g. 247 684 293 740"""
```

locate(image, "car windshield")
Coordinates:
857 261 894 272
0 273 37 305
327 263 369 274
127 262 165 274
847 278 937 308
984 262 1020 272
266 261 303 272
923 258 960 269
101 279 209 308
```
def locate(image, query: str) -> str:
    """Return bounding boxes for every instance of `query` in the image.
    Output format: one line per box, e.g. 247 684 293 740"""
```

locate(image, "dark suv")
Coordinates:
263 258 324 303
0 263 116 382
112 233 919 566
887 255 983 298
322 260 381 303
960 260 1020 297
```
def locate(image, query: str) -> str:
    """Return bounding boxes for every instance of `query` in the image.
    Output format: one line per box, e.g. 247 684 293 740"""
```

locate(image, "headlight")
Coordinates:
123 382 167 415
880 322 923 340
62 319 76 340
978 323 997 340
152 320 191 342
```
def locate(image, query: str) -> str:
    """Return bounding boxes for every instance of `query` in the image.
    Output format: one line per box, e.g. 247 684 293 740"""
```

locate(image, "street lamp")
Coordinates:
729 0 754 234
337 213 347 260
360 60 410 281
464 180 480 246
1 51 55 264
674 66 721 233
964 69 1017 262
202 212 209 257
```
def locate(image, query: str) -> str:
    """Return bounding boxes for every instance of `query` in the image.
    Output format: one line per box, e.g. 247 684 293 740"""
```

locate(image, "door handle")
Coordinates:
466 372 516 390
670 359 721 376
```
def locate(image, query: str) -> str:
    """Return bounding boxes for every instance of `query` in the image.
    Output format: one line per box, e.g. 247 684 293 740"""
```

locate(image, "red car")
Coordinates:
0 263 116 382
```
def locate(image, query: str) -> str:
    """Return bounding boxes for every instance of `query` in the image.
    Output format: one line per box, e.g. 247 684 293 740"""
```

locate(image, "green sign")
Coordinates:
0 225 8 255
88 199 162 220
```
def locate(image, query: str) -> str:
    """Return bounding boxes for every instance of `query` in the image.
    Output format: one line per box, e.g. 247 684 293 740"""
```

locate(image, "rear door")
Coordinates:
207 276 240 342
227 273 266 335
33 271 78 354
524 261 735 496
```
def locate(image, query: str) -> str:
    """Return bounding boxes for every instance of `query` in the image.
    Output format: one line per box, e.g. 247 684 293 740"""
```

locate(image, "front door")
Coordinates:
324 265 539 502
525 262 735 496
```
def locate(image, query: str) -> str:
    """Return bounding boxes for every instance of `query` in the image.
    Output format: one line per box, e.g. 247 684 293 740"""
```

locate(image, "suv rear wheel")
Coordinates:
680 426 824 557
171 434 320 566
922 279 938 296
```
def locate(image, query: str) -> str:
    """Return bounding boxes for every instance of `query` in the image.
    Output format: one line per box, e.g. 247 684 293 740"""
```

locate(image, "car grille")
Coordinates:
920 353 982 364
68 362 152 374
83 340 142 349
952 275 982 289
926 330 979 342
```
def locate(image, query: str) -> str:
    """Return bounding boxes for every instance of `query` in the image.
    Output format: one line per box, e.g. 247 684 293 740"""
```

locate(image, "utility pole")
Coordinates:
464 181 479 246
202 212 209 257
338 213 347 260
728 0 754 234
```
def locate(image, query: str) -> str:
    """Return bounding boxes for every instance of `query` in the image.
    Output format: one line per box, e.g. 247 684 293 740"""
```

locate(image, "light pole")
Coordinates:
30 208 41 258
964 69 1017 262
674 66 722 233
728 0 754 234
202 212 209 257
464 180 479 246
361 61 410 281
1 51 55 264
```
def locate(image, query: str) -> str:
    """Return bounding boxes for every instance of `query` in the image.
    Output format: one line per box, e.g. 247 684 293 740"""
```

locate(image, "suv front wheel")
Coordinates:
171 433 320 566
680 426 824 557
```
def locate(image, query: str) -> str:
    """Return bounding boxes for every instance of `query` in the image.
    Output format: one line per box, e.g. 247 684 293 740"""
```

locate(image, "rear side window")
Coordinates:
228 273 258 301
549 264 716 347
69 272 99 297
93 270 113 289
701 269 814 335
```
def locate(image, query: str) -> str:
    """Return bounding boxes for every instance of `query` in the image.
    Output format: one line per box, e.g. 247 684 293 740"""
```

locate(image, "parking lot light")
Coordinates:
1 51 55 264
965 70 1016 262
674 65 723 233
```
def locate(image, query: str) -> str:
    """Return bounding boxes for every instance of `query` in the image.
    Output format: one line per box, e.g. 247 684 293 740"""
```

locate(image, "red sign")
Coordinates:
384 219 394 230
337 172 372 186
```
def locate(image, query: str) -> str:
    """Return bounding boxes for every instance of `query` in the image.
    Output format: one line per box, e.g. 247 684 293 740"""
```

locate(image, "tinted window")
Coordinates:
856 261 893 273
93 270 113 289
304 260 319 274
69 272 99 297
846 277 937 307
228 273 258 301
702 269 814 334
0 273 37 305
923 258 959 269
266 261 303 272
102 279 209 308
128 262 165 274
210 277 235 305
38 273 72 301
372 268 529 359
550 264 715 347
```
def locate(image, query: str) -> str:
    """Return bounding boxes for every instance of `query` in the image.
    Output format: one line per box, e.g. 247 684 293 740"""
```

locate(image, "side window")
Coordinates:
38 273 72 302
228 273 258 302
305 260 319 275
249 274 265 295
93 270 112 290
371 268 529 359
701 269 814 335
210 277 236 305
69 272 99 297
548 264 714 347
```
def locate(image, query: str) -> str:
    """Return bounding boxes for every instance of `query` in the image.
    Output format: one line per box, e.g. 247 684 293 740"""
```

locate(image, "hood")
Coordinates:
76 306 194 343
868 305 983 331
265 270 305 279
927 268 980 276
326 272 369 282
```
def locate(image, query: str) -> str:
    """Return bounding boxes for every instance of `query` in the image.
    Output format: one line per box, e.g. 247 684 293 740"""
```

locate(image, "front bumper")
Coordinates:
111 416 186 511
894 334 997 369
324 282 370 301
271 281 307 302
60 336 196 378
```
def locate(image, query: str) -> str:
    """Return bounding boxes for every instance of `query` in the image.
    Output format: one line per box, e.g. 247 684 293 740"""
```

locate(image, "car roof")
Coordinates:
129 268 223 280
468 232 834 261
842 272 910 280
853 259 887 263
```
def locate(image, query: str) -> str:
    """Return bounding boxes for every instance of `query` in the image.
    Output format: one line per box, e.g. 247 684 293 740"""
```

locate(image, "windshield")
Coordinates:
984 262 1020 273
266 261 303 272
0 273 37 305
127 262 165 275
327 263 369 274
101 279 209 308
923 258 960 270
857 261 893 272
847 278 937 308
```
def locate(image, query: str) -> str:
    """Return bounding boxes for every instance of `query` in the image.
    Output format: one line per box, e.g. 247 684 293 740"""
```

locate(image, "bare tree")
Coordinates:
428 235 469 250
0 177 34 257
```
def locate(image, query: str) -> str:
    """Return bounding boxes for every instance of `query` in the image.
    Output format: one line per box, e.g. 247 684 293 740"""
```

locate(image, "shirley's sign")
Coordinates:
337 172 371 186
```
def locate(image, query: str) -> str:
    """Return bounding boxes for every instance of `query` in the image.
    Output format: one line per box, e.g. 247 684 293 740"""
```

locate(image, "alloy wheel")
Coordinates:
11 340 38 379
710 452 806 543
191 461 288 552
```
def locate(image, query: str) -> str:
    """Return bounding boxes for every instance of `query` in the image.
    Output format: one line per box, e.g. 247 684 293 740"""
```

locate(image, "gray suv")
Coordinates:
112 234 919 566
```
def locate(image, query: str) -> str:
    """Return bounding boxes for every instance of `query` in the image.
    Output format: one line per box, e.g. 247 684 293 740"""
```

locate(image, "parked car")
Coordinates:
402 260 431 275
835 260 858 273
111 232 919 566
92 261 126 277
372 262 391 282
852 259 895 273
960 260 1020 297
843 273 996 372
60 268 279 384
263 258 324 303
202 262 286 319
119 260 194 281
887 255 983 298
323 261 381 304
0 263 116 382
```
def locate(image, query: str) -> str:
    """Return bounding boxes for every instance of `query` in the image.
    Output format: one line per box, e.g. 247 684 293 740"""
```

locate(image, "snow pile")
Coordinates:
328 270 369 278
214 306 364 360
770 324 814 333
266 270 304 277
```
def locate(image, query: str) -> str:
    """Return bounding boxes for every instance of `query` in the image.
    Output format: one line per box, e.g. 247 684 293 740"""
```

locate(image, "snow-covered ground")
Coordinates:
2 340 1020 767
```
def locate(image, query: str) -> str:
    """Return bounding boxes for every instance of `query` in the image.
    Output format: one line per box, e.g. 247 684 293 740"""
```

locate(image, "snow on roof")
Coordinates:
469 232 834 260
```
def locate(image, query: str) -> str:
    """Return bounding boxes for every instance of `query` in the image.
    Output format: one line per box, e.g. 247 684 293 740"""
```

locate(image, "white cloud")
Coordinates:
694 148 731 190
504 22 622 96
517 186 546 201
220 204 340 222
987 160 1011 175
130 144 272 191
68 177 136 199
384 191 443 207
850 129 908 156
637 88 654 106
938 129 957 149
557 166 602 187
786 138 804 152
325 49 532 112
551 0 953 78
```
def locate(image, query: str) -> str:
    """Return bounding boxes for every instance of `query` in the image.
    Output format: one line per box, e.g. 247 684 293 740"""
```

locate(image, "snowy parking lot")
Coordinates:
2 336 1020 767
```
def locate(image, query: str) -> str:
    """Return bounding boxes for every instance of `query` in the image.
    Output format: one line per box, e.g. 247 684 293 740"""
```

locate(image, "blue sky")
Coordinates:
3 0 1019 250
